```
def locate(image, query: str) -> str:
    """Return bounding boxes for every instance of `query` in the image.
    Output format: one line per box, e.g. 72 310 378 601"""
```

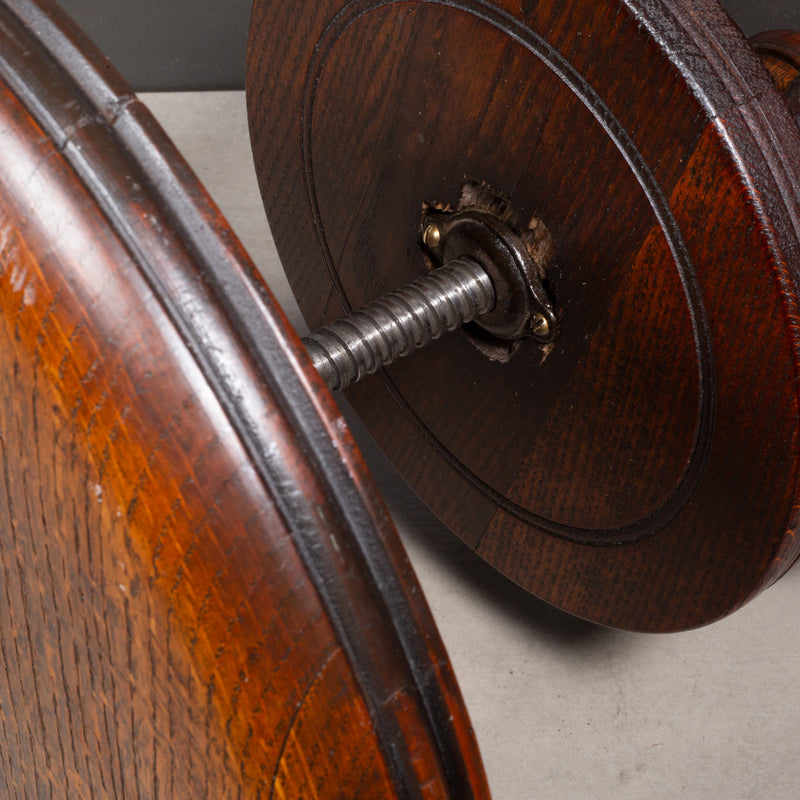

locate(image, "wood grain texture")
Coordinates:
0 0 490 796
247 0 800 631
752 29 800 123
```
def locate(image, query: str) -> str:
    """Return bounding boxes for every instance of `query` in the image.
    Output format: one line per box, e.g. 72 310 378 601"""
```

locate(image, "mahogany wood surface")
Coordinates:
0 0 490 796
247 0 800 631
752 29 800 123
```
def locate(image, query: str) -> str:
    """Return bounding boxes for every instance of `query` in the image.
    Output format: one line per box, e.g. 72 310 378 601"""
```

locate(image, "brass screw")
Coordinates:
530 313 551 337
423 223 442 248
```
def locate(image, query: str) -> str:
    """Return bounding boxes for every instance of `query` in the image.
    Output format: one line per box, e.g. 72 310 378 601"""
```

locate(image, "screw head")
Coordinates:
423 223 442 248
530 313 551 337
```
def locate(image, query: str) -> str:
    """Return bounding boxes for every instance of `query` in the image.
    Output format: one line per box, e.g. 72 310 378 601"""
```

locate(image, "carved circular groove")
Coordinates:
301 1 714 542
248 0 800 630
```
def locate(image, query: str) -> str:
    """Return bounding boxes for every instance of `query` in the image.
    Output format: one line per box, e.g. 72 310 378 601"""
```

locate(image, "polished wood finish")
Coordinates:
247 0 800 631
752 29 800 122
0 0 490 796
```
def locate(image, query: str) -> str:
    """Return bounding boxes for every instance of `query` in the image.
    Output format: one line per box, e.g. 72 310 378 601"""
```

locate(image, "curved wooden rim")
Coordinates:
750 29 800 72
0 0 490 794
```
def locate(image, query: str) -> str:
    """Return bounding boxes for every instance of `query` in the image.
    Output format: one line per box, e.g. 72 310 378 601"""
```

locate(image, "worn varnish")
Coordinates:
0 0 490 797
248 0 800 631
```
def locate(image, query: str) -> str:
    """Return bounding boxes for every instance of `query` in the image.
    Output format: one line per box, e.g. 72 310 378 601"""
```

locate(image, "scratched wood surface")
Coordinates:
0 0 490 796
248 0 800 631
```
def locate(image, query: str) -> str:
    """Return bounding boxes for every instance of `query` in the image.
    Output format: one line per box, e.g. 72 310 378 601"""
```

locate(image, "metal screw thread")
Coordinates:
303 257 495 391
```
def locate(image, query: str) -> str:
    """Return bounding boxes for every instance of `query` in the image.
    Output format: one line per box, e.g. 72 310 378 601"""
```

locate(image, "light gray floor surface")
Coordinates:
142 91 800 800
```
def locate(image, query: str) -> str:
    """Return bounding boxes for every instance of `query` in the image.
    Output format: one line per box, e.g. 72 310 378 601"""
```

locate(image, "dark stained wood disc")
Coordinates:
751 29 800 123
247 0 800 631
0 0 490 796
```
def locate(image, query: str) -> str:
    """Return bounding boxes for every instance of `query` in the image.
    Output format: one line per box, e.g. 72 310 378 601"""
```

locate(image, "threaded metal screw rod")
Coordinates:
303 257 495 391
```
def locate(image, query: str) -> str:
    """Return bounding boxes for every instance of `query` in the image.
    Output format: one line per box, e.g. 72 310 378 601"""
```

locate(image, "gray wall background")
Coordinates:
59 0 253 90
57 0 800 91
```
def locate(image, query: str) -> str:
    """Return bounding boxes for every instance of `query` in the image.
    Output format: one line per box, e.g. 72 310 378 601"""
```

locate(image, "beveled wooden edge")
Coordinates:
663 1 800 574
0 0 491 795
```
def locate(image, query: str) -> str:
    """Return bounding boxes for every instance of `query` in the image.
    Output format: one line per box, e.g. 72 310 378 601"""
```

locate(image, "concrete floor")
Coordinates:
142 90 800 800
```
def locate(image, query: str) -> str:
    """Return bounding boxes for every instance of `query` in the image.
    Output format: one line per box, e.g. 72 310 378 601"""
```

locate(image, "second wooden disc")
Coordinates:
247 0 800 631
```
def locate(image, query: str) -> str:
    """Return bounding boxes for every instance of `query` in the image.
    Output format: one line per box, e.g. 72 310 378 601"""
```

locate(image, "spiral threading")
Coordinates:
303 258 495 391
